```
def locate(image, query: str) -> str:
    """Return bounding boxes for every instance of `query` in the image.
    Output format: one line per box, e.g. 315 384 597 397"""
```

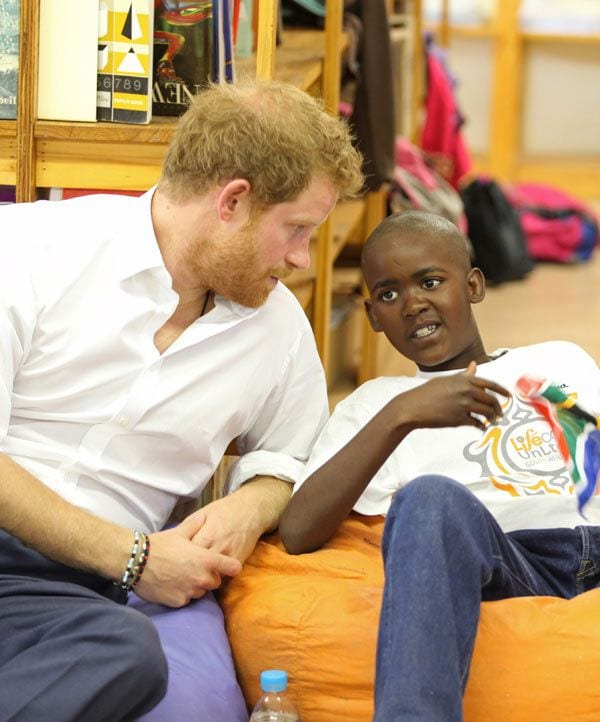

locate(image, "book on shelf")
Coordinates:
235 0 252 59
97 0 155 124
37 0 99 122
152 0 214 116
152 0 237 117
213 0 235 83
231 0 242 47
0 185 15 203
0 0 19 119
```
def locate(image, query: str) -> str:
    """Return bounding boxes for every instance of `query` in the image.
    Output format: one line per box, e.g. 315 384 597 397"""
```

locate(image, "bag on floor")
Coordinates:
390 137 466 231
460 177 534 283
504 182 599 263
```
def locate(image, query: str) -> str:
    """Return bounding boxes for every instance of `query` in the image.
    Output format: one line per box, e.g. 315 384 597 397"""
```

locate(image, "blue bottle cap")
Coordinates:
260 669 288 692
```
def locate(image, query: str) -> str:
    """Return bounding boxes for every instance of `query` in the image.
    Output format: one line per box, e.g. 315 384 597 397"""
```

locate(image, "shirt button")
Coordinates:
117 417 129 428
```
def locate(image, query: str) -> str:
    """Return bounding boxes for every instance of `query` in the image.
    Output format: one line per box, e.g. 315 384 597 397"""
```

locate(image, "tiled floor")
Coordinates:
477 248 600 360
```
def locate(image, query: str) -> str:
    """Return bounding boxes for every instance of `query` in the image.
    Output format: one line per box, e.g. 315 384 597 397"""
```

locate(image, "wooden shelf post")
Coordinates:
488 0 522 182
357 186 388 384
15 0 39 202
313 0 344 377
255 0 278 80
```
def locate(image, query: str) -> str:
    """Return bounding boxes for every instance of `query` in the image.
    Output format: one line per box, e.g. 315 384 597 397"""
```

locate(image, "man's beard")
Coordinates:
193 215 292 309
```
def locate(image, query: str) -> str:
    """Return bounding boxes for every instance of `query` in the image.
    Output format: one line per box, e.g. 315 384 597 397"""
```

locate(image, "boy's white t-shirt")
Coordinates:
295 341 600 533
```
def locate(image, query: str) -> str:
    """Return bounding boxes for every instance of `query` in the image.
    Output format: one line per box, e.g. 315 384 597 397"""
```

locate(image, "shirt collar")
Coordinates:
116 188 269 321
117 187 168 282
213 294 260 320
213 281 294 321
415 348 511 379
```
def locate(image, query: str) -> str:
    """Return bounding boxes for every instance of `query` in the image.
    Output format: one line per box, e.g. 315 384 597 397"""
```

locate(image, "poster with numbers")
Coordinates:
97 0 155 123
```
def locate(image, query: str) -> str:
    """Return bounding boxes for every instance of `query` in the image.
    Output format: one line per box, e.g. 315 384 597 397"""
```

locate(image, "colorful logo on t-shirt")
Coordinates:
464 393 573 497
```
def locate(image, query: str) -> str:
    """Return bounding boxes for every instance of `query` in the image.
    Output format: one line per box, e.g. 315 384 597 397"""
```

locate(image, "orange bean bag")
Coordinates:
219 513 600 721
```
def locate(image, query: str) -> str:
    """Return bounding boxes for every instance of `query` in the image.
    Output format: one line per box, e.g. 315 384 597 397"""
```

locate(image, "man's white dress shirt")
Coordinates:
0 190 328 532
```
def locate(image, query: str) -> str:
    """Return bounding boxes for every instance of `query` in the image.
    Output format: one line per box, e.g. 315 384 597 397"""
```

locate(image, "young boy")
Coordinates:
279 210 600 722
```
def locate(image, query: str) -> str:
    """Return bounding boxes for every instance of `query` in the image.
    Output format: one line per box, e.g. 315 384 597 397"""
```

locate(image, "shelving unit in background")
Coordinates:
430 0 600 199
0 120 16 186
387 0 424 143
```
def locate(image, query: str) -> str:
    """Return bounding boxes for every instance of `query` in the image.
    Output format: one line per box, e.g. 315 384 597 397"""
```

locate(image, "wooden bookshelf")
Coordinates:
33 116 172 191
522 31 600 46
424 21 499 39
34 116 176 143
238 29 346 93
0 120 16 137
8 0 397 392
0 120 17 185
31 27 350 193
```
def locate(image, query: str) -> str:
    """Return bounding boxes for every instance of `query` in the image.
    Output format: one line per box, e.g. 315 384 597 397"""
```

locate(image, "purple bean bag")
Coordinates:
129 592 248 721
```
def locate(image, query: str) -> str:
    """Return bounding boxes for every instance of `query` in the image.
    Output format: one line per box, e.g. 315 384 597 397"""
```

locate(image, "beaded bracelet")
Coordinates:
115 529 151 591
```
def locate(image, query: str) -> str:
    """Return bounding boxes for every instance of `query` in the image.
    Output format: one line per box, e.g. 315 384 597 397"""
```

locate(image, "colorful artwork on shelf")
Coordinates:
152 0 213 116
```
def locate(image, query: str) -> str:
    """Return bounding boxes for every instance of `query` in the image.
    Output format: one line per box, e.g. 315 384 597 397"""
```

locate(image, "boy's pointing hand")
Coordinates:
398 361 511 432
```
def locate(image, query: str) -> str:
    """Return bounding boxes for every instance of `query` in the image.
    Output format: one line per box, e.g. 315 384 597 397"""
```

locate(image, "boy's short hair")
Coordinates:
362 210 472 268
160 80 364 205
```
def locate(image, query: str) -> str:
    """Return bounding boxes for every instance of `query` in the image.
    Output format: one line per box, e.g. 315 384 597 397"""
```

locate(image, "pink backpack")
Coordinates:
390 137 467 233
505 182 598 263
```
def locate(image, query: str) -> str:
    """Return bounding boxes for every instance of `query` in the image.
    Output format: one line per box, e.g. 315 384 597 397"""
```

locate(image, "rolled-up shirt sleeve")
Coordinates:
226 324 329 491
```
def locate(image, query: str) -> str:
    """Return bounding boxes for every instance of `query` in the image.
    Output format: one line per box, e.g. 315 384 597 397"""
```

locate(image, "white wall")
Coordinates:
422 0 600 157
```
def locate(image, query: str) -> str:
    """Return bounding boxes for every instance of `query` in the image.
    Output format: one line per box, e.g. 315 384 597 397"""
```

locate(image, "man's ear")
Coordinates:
216 179 252 222
467 267 486 304
364 298 383 332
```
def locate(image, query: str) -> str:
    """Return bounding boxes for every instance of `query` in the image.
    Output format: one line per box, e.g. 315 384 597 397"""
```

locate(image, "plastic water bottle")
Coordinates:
249 669 301 722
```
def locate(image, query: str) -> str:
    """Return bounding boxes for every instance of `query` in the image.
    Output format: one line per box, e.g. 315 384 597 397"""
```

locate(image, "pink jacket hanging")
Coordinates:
421 36 472 189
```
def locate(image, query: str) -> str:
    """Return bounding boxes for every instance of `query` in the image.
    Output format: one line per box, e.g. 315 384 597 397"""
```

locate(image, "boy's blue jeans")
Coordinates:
374 475 600 722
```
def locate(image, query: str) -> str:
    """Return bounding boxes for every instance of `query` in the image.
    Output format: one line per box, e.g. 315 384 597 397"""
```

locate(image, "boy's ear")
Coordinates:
467 267 486 304
364 298 383 332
